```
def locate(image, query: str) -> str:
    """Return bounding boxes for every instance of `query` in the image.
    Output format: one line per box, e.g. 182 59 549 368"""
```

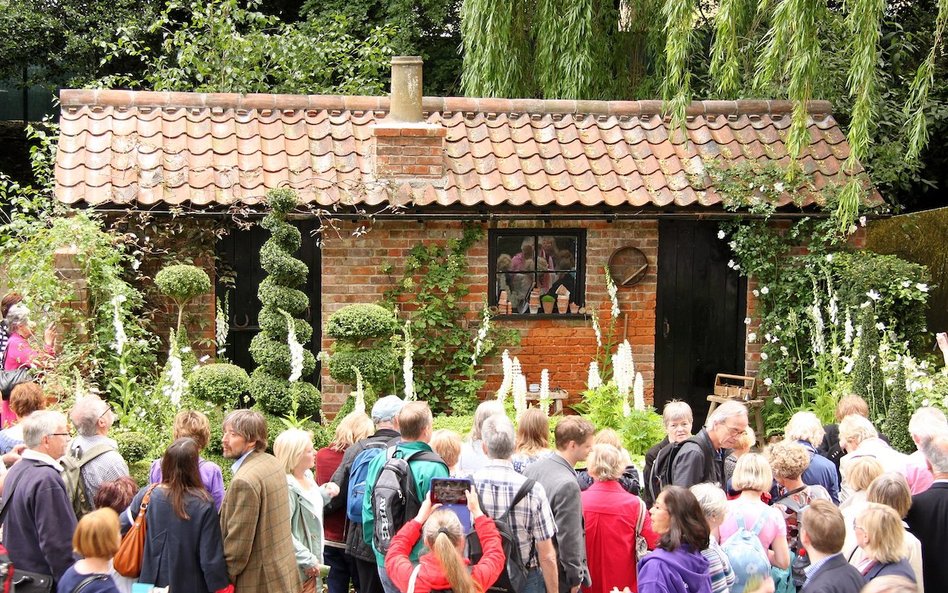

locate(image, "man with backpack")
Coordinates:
670 401 749 489
361 401 448 593
328 395 405 593
64 395 130 517
473 414 558 593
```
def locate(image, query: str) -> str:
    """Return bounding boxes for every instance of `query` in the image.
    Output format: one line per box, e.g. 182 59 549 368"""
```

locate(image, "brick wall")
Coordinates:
373 126 446 178
319 218 658 417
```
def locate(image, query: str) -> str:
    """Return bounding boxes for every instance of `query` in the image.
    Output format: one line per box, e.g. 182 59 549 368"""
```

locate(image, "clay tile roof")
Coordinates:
55 90 882 209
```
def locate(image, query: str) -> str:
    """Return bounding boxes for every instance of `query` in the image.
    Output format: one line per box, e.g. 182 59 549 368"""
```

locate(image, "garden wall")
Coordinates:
318 219 659 417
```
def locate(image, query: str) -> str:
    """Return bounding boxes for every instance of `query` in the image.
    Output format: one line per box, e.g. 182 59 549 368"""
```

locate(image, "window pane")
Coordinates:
539 235 577 272
502 272 536 314
496 235 536 272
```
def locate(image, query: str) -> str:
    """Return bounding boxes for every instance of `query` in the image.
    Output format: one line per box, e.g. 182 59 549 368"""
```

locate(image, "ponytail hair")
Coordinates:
422 510 481 593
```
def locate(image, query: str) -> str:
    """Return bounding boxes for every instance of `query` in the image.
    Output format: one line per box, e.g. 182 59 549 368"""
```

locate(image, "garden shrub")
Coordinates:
188 364 250 407
883 365 914 453
326 304 400 393
128 460 152 487
114 429 155 465
248 189 320 420
155 264 212 306
574 383 664 456
432 414 475 436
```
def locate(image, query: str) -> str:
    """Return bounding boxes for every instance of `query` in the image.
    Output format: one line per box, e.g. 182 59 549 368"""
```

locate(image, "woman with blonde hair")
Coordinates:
512 407 551 473
149 410 225 508
850 503 916 584
857 474 924 590
430 429 464 475
719 453 790 570
582 444 659 593
577 428 642 495
385 489 504 593
841 457 885 559
275 428 340 593
58 508 122 593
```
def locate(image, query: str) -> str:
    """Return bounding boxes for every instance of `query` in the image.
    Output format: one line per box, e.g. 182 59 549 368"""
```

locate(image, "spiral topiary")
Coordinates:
249 189 321 419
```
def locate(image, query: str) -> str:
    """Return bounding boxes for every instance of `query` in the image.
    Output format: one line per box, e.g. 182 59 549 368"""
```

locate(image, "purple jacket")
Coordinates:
637 546 712 593
149 457 225 510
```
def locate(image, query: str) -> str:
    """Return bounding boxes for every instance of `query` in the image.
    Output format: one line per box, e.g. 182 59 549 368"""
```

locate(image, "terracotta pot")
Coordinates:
541 300 555 314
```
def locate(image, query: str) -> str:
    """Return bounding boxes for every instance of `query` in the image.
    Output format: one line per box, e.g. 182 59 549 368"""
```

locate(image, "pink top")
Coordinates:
719 499 786 551
3 333 51 370
842 438 933 495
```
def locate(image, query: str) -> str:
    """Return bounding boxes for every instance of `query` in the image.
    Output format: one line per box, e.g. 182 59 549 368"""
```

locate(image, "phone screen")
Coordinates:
431 478 471 505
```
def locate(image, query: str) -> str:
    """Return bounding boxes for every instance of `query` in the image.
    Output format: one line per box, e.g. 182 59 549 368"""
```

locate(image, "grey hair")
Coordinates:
784 411 825 447
4 304 30 332
922 433 948 475
706 400 748 429
70 395 109 437
471 400 505 441
690 482 728 523
908 407 947 443
481 414 516 460
662 401 693 425
23 410 67 448
839 414 877 446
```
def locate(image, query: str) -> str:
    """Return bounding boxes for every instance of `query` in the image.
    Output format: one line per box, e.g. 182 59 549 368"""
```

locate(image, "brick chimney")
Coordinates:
373 56 445 178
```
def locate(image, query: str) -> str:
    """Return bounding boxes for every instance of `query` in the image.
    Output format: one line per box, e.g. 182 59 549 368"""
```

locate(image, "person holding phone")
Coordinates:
384 488 504 593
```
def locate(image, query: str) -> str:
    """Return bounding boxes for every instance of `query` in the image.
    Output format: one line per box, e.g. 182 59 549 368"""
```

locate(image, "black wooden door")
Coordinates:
216 221 321 378
654 220 746 426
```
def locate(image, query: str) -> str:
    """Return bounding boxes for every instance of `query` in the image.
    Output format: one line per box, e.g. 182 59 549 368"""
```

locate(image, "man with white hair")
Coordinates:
66 395 130 510
784 411 840 503
905 433 948 588
0 411 78 583
907 406 947 484
458 399 506 474
670 400 748 488
473 414 559 593
838 414 930 495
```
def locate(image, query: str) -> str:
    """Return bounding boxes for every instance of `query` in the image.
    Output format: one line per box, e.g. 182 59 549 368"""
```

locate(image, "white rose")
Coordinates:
764 378 773 386
744 317 752 325
761 287 769 295
718 230 726 239
748 333 757 343
761 352 769 360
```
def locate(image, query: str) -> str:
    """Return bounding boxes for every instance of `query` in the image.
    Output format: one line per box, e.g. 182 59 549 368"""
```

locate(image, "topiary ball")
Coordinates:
114 429 154 464
155 264 212 304
328 344 398 391
189 363 250 408
325 304 400 341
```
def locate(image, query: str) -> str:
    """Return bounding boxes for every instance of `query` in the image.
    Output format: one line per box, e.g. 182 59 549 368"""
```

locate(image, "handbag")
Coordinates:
634 498 649 560
113 484 159 578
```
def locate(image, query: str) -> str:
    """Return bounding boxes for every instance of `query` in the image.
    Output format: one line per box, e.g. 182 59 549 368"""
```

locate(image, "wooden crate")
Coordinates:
711 374 757 401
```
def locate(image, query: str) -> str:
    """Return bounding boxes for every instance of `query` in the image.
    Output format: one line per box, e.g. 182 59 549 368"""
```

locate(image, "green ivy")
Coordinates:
382 225 520 414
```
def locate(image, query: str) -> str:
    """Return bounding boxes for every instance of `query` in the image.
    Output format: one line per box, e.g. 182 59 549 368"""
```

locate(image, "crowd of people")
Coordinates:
0 322 946 593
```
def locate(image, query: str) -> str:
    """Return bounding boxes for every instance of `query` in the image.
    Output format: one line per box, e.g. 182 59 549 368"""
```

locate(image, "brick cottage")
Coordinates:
53 57 879 421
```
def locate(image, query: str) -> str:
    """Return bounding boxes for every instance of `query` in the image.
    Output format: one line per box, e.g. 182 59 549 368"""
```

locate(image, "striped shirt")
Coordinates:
473 460 556 569
703 538 736 593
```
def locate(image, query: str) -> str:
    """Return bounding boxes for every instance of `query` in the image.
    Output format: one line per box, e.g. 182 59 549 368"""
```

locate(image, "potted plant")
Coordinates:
540 294 556 314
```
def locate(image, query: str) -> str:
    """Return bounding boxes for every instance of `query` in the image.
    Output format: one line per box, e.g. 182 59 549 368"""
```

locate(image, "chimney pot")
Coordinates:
390 56 424 122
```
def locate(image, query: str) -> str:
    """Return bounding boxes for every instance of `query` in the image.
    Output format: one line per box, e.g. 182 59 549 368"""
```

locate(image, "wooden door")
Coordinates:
654 220 746 426
215 221 321 378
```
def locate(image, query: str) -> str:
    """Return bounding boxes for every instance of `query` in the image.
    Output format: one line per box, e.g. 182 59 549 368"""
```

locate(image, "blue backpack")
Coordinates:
721 512 771 593
346 441 391 522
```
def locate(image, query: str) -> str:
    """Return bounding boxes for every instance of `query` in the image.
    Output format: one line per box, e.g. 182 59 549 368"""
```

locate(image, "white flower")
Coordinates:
760 352 769 360
774 182 785 193
587 361 602 390
765 333 773 342
282 311 304 383
867 290 881 301
591 309 603 348
916 283 929 292
539 369 551 415
748 332 757 343
859 216 867 227
180 346 192 353
901 281 911 288
718 230 726 239
512 357 527 422
633 372 646 412
216 296 229 357
606 270 620 319
760 287 770 295
763 377 773 387
497 350 513 401
744 317 752 325
111 294 127 305
199 355 210 363
132 259 141 271
773 396 782 405
729 241 737 250
728 260 736 269
849 224 858 234
403 321 415 401
876 322 886 331
471 306 491 366
352 368 366 414
922 398 931 406
780 346 789 356
111 299 128 355
163 329 186 407
826 253 834 262
752 290 760 297
775 324 782 331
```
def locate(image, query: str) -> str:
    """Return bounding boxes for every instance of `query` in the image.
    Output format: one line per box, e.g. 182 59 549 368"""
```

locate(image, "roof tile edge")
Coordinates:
58 90 835 117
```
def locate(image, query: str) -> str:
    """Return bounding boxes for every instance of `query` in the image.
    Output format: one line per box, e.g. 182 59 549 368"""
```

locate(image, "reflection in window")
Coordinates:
490 231 585 315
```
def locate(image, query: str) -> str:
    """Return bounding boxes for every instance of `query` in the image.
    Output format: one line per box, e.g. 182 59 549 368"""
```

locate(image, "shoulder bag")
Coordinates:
113 484 159 578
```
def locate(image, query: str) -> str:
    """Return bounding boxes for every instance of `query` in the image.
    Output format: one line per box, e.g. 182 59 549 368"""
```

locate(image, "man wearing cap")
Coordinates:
327 395 404 593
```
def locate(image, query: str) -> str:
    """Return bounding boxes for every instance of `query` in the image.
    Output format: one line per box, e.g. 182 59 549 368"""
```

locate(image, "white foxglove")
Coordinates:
591 309 603 348
471 306 491 366
162 329 186 407
605 268 620 319
403 321 414 401
633 372 645 411
539 369 551 415
281 311 304 382
587 361 602 390
111 295 127 355
352 367 365 414
216 295 229 357
512 357 527 422
497 350 513 401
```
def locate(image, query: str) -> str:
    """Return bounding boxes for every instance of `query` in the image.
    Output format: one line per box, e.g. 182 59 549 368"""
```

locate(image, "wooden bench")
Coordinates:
525 389 568 414
706 374 765 449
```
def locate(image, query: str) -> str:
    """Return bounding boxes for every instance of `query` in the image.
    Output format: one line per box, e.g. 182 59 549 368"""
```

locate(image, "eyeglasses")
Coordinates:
99 405 114 421
51 433 71 437
723 423 746 437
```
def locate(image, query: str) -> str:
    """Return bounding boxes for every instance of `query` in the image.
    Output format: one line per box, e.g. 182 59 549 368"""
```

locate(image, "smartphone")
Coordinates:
430 477 473 533
431 478 472 505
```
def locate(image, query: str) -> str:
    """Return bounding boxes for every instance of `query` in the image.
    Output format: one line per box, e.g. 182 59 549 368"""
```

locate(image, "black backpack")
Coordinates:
468 478 536 593
371 447 446 555
646 435 714 502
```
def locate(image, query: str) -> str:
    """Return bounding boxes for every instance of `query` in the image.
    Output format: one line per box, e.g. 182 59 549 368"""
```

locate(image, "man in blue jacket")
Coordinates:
1 411 77 584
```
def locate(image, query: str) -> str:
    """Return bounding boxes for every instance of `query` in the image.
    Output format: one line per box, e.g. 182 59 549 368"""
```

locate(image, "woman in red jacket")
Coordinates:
385 488 505 593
